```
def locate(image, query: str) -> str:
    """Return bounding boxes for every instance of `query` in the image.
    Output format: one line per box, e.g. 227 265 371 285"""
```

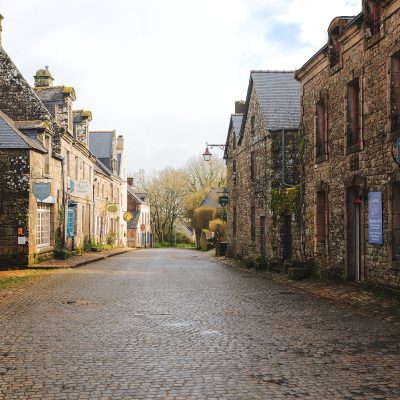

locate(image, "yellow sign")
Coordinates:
123 212 133 221
107 204 119 213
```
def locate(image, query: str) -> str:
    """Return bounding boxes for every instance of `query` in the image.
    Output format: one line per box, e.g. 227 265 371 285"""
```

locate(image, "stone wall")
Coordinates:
296 1 400 288
0 149 30 266
226 85 300 260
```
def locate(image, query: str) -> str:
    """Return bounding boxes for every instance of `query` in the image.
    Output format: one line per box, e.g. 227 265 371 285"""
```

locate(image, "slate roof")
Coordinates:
127 186 148 205
95 158 113 177
250 71 300 132
89 131 113 158
232 115 243 141
199 188 224 209
0 110 47 152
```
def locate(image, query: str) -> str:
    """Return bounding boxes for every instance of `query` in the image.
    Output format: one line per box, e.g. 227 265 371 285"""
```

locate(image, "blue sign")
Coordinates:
368 192 383 245
32 182 51 202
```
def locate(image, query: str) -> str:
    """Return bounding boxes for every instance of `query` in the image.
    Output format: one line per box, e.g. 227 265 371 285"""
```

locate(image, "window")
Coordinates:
329 27 341 67
250 152 255 181
391 52 400 131
232 160 237 186
36 204 51 247
233 207 237 237
347 78 361 147
365 0 382 38
250 205 256 241
316 191 328 253
75 156 79 180
44 135 50 175
250 116 255 136
316 99 327 157
392 183 400 261
67 207 75 237
66 150 70 177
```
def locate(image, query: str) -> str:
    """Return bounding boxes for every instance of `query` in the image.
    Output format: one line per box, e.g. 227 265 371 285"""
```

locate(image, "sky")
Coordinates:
0 0 360 173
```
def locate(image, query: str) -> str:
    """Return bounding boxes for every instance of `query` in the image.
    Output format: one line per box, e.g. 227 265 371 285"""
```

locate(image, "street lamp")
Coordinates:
202 146 212 162
218 188 229 207
202 142 226 161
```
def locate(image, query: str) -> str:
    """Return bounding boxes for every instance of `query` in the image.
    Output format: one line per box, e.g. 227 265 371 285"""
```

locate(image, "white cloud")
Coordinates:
0 0 362 172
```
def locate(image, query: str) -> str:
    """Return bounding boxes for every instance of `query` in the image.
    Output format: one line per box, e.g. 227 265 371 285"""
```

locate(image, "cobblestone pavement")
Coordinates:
0 249 399 399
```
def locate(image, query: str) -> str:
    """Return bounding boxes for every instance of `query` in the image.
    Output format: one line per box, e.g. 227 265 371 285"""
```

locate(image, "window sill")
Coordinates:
346 142 362 155
36 245 54 254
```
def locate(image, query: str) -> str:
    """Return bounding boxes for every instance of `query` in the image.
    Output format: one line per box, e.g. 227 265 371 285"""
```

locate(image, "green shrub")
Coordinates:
106 233 116 246
54 248 68 260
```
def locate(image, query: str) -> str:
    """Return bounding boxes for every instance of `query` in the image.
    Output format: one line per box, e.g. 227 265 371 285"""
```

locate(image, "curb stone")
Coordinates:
30 248 135 270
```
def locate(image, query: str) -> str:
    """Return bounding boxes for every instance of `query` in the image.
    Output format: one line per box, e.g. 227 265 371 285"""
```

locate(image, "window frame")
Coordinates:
346 77 362 150
36 203 51 248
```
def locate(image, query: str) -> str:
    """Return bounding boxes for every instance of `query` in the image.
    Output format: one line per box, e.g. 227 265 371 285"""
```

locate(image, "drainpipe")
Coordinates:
281 129 295 188
61 156 66 248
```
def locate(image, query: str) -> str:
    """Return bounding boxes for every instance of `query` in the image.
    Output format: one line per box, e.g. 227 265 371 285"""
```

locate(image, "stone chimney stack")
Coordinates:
116 135 124 151
34 66 54 88
127 177 134 187
0 15 4 48
235 101 245 114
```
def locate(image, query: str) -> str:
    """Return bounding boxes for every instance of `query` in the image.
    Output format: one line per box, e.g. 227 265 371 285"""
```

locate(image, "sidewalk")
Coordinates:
31 247 134 269
211 253 400 326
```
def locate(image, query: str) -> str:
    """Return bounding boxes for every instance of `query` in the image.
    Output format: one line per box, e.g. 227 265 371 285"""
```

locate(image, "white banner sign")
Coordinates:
76 180 90 195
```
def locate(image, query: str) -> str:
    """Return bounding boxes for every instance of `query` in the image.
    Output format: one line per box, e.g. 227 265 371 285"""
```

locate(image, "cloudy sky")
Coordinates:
1 0 360 172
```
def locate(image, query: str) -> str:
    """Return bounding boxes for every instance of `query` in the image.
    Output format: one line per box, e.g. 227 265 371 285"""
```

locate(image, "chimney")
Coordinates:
235 100 245 114
127 177 134 187
0 15 4 48
116 135 124 151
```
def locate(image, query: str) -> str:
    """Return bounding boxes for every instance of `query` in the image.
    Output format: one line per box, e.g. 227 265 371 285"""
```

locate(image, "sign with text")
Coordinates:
368 192 383 245
76 180 90 195
32 182 51 202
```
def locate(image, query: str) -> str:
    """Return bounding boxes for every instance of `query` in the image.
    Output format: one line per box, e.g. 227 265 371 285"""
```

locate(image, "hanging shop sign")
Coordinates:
368 192 383 245
107 204 119 213
123 212 133 222
32 182 51 202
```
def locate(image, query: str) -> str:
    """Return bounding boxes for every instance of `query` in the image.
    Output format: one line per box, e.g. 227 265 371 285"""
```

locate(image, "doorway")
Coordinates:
260 216 266 257
346 187 361 281
280 213 292 260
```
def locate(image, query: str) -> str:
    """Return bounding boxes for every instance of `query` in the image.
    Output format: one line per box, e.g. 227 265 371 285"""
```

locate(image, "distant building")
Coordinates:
126 178 152 248
90 131 127 246
225 72 301 260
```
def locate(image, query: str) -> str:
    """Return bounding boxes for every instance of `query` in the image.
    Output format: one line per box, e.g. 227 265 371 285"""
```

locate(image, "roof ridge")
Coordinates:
251 70 295 74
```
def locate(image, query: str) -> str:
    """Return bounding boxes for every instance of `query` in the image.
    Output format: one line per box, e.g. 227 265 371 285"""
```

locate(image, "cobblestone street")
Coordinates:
0 249 399 399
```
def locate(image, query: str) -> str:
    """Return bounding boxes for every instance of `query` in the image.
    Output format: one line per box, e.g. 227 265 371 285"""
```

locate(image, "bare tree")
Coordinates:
146 168 187 244
183 155 226 193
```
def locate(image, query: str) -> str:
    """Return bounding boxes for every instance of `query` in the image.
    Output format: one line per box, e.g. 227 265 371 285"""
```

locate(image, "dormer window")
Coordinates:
365 0 382 38
329 27 341 67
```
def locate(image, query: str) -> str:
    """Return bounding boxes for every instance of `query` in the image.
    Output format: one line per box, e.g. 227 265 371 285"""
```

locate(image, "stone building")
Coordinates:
126 178 152 248
0 15 128 265
0 19 64 265
225 71 301 260
33 68 97 251
90 131 127 246
295 0 400 289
